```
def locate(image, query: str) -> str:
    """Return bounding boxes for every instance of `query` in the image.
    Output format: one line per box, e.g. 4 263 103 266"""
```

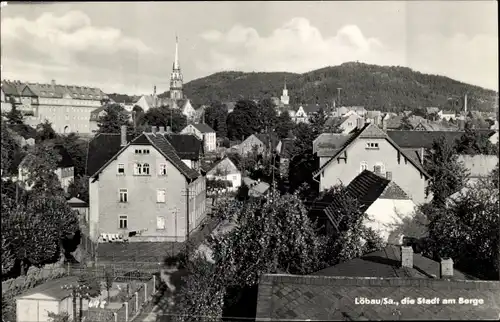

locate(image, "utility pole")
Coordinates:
171 207 179 243
170 108 173 129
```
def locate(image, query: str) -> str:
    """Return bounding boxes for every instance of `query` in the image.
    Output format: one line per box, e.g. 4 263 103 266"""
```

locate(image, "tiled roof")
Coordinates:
67 197 88 208
457 154 498 178
164 134 203 160
25 82 105 100
313 133 354 157
384 115 403 129
86 133 135 176
1 80 22 96
386 130 495 150
313 245 469 279
256 274 500 321
314 124 429 179
254 133 280 150
192 123 215 133
207 157 240 175
300 104 322 114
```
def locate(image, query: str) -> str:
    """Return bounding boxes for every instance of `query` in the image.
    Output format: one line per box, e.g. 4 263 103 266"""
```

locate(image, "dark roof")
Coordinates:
313 245 470 280
314 124 430 179
164 134 203 160
17 276 79 300
254 133 280 150
385 115 403 129
1 81 21 96
256 273 500 321
53 144 74 168
86 133 135 177
191 123 215 133
387 129 496 150
300 104 322 114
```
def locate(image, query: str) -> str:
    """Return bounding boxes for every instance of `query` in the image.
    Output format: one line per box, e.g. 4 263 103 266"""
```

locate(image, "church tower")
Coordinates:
280 78 289 105
169 35 183 100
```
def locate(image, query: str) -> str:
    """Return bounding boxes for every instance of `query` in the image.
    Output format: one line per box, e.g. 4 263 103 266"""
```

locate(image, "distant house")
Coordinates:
278 138 295 178
326 113 362 134
134 95 157 112
242 177 270 198
289 104 323 123
256 245 498 321
86 125 206 243
313 121 430 204
457 154 498 185
235 133 281 155
206 157 241 190
311 170 417 243
426 107 441 116
18 144 74 192
365 110 383 127
180 123 217 152
382 115 403 131
441 110 457 121
68 197 89 224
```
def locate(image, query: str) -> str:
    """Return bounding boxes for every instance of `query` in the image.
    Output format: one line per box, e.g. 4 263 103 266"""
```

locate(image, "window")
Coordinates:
159 164 167 176
360 161 368 173
119 215 128 229
157 216 165 230
143 149 150 154
232 175 237 181
373 163 386 176
366 142 379 149
119 189 128 202
142 163 150 175
157 189 166 203
135 149 142 154
117 164 125 175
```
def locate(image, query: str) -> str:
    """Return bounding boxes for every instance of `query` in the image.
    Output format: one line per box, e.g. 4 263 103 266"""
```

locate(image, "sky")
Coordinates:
1 1 498 95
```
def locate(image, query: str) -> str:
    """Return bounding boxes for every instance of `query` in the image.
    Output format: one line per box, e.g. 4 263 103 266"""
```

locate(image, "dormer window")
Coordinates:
366 142 379 150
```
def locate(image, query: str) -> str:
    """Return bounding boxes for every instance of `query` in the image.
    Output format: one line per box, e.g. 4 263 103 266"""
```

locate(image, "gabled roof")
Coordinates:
300 104 322 114
24 82 105 100
16 276 79 300
386 130 495 150
313 124 430 179
253 133 281 150
207 157 240 176
191 123 215 133
164 133 203 160
1 81 22 96
313 133 353 157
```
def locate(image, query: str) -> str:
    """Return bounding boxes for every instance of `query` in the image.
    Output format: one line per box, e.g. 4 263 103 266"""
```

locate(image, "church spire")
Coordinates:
284 76 287 90
173 34 179 70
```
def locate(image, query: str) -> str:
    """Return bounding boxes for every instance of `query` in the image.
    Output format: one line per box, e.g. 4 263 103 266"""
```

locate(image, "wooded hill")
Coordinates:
178 62 497 112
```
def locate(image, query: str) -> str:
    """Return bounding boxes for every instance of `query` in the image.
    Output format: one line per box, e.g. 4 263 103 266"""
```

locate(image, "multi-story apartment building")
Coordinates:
86 126 206 243
1 79 107 134
180 123 217 152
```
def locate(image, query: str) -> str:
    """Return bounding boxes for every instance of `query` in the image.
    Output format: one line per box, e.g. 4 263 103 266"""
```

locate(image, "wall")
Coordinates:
340 114 360 134
188 176 207 229
16 298 59 322
93 144 188 242
319 138 427 204
364 198 416 244
204 132 217 152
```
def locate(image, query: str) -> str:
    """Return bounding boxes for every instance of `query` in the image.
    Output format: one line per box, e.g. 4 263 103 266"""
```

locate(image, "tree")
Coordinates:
275 112 295 139
97 104 131 134
35 120 58 142
104 268 114 303
67 174 89 203
56 133 87 176
205 102 228 138
235 182 250 202
426 176 499 279
5 103 24 125
139 106 187 133
424 136 469 207
22 143 63 194
454 127 497 155
1 121 20 177
1 237 15 274
226 100 260 140
398 115 414 130
257 98 278 132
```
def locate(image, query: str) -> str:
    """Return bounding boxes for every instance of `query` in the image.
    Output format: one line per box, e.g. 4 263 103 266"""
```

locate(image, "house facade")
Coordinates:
233 133 281 155
180 123 217 152
206 157 241 190
441 110 457 121
313 122 430 204
87 126 206 243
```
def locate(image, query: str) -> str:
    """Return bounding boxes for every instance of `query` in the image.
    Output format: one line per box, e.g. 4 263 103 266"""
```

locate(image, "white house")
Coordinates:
441 110 456 121
206 157 241 190
180 123 217 152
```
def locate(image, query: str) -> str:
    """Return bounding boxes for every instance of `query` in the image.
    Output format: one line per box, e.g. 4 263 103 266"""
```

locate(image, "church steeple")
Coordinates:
170 34 183 100
280 77 289 105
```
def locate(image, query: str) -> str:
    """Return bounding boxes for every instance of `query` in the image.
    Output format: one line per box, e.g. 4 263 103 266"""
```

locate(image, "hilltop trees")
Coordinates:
226 100 260 140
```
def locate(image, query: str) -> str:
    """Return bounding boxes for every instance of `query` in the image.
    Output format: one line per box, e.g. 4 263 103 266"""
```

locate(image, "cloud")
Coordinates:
1 10 161 94
197 17 498 90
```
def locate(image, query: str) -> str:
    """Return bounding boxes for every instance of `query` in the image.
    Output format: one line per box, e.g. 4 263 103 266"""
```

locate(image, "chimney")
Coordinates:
382 118 388 131
120 125 127 146
166 126 172 134
401 246 413 268
159 126 165 134
440 258 454 278
356 117 365 130
151 126 157 134
385 171 392 180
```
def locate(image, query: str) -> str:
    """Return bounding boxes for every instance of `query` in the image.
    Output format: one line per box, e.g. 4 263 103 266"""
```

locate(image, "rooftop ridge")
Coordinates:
260 274 500 290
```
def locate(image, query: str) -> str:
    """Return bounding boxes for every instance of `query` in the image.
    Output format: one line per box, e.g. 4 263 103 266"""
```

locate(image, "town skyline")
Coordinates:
1 1 498 94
